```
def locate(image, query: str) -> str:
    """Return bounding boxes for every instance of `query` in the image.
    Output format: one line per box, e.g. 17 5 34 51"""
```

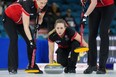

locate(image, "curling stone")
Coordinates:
44 62 63 74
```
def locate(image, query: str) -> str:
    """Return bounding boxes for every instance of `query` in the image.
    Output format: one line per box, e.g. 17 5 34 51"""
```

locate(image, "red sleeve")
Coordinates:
48 38 54 43
71 32 77 41
22 8 30 16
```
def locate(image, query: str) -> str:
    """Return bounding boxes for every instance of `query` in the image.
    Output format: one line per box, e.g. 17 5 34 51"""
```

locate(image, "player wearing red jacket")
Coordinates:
2 0 48 74
81 0 115 74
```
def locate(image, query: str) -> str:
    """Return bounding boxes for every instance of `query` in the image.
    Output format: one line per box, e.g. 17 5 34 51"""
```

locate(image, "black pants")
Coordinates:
56 40 79 69
3 13 34 71
88 4 115 68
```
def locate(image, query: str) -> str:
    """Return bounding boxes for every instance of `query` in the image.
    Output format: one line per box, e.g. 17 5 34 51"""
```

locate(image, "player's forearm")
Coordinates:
74 33 82 43
82 39 88 47
22 12 32 40
24 27 32 40
49 52 53 63
49 47 54 63
48 41 54 63
84 0 97 16
74 33 88 47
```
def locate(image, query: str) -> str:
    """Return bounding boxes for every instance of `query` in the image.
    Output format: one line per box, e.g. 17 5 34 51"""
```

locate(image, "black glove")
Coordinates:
29 40 36 49
34 24 40 33
81 15 87 26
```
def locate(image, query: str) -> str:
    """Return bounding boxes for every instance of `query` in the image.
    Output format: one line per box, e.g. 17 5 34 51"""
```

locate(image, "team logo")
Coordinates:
55 40 61 43
31 6 34 8
65 35 69 41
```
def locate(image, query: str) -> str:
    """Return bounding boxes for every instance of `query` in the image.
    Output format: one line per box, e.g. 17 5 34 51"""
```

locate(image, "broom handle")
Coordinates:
31 14 39 68
80 0 86 46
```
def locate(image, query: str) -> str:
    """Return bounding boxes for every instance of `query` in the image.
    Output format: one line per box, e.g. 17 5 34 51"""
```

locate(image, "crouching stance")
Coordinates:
48 19 88 73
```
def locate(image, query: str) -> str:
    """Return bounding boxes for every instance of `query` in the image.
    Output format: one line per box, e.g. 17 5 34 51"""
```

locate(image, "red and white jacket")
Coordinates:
96 0 114 7
5 0 38 24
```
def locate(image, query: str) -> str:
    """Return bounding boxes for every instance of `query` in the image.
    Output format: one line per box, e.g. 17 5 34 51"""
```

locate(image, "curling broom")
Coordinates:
25 13 40 73
74 0 89 53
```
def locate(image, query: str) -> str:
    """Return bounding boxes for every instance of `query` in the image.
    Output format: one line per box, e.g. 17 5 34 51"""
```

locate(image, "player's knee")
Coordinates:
57 60 67 67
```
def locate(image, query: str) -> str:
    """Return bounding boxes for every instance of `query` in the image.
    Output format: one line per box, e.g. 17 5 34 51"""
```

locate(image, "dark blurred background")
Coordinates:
0 0 116 38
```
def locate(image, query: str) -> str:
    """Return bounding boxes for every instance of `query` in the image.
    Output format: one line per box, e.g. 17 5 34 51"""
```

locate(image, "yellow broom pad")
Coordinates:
74 47 89 53
25 70 39 73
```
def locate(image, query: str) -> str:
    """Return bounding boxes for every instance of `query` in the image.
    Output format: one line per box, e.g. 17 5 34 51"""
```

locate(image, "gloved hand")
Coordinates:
81 14 87 26
29 40 36 49
34 24 40 33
